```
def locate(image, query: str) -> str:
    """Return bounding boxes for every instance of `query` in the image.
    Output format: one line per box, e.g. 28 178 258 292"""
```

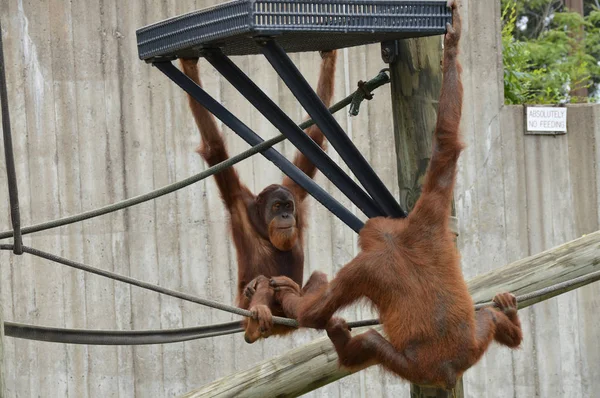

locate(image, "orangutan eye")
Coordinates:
286 203 292 210
272 203 280 211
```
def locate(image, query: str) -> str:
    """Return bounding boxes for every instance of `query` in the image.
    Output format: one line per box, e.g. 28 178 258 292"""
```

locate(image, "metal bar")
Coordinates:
0 70 390 241
260 39 407 218
0 21 23 254
154 61 364 233
204 49 384 219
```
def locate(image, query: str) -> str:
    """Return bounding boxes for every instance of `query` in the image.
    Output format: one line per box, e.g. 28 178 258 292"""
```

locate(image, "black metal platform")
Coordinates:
137 0 451 61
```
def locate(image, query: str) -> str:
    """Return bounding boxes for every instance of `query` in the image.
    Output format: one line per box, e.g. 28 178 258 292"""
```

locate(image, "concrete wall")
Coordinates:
455 1 600 397
0 0 398 396
0 0 599 397
457 103 600 398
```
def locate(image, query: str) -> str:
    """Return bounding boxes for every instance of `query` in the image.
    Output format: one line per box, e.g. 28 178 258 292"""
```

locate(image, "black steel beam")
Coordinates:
0 20 23 254
154 61 364 233
260 39 407 218
203 48 384 219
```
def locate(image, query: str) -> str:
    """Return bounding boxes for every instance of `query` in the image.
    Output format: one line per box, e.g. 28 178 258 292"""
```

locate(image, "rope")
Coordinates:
0 70 390 241
1 243 599 344
4 320 244 345
0 135 283 240
4 319 380 346
0 20 23 254
473 268 600 310
0 244 297 328
0 245 387 331
7 269 600 345
349 68 388 116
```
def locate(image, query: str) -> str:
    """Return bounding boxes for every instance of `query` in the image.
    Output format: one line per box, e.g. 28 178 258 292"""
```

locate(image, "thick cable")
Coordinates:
8 268 600 345
0 71 390 241
4 320 243 345
474 268 600 310
3 319 379 345
0 244 298 327
1 243 599 344
0 20 23 254
0 244 381 339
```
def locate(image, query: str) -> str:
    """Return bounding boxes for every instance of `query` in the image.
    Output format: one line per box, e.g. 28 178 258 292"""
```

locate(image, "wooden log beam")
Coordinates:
180 230 600 398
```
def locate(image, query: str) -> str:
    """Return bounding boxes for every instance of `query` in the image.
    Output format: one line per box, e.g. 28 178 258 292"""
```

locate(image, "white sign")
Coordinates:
526 107 567 133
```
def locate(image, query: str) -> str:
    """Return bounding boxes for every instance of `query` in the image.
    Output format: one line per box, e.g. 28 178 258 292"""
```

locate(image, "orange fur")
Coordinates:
268 219 299 252
272 2 522 388
180 50 338 343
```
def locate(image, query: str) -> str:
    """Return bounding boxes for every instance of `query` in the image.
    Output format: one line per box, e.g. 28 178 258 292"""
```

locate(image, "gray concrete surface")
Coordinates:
0 0 599 397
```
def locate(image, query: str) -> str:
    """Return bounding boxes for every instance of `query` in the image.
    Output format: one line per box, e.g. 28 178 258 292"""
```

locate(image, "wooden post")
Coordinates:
388 37 442 213
388 36 463 398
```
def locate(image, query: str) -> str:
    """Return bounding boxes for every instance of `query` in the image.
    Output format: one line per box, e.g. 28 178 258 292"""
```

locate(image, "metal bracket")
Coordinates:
381 40 401 64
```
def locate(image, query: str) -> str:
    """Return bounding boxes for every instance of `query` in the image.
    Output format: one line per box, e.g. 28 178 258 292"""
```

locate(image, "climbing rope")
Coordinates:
473 268 600 310
0 243 378 345
0 244 298 327
0 67 391 345
1 243 599 345
4 320 244 345
4 316 380 346
0 69 390 241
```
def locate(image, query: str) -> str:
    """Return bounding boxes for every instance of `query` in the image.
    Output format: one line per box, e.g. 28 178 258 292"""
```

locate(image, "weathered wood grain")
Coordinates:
388 31 456 398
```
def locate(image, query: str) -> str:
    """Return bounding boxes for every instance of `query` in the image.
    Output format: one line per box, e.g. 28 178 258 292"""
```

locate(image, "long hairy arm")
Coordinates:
180 58 252 210
411 4 463 224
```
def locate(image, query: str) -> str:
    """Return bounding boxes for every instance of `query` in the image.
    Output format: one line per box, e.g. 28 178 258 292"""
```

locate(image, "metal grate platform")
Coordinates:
137 0 451 61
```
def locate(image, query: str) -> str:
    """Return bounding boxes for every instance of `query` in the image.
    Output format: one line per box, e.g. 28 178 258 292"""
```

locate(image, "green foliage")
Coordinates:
501 0 600 104
586 10 600 89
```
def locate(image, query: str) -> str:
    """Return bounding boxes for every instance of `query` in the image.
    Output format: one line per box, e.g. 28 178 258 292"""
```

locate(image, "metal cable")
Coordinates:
0 71 390 241
0 20 23 254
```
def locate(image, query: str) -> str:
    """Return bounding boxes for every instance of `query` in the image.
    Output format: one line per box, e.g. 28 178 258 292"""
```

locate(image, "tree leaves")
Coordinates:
501 0 600 103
